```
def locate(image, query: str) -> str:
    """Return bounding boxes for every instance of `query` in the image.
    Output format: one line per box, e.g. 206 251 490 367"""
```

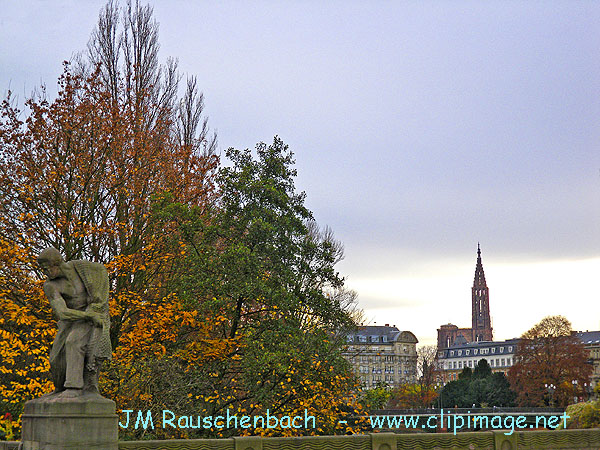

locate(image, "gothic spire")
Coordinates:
474 243 486 288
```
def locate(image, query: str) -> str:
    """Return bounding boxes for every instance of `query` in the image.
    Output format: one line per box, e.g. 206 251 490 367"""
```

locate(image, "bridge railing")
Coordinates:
3 428 599 450
373 407 565 415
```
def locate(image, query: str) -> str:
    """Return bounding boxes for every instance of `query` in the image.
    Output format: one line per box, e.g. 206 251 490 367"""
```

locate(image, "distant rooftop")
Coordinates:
575 330 600 345
348 325 418 344
446 337 521 350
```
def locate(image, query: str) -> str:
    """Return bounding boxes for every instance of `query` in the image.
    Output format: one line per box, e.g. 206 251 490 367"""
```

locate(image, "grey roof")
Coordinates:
447 338 520 350
454 334 468 346
354 325 400 336
575 331 600 345
348 325 418 344
440 338 520 359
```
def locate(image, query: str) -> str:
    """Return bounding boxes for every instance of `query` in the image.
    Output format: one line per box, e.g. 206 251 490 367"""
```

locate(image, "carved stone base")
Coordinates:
21 392 117 450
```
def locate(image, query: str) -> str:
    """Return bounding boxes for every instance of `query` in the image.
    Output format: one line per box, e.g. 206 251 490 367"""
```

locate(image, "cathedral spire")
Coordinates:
474 243 486 287
472 244 492 342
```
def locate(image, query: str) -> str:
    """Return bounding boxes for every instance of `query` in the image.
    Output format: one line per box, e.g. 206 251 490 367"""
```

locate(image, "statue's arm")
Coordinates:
43 282 97 323
84 302 105 327
82 264 109 327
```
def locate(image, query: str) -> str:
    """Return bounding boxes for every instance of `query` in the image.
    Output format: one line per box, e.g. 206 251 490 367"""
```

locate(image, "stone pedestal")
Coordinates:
21 392 118 450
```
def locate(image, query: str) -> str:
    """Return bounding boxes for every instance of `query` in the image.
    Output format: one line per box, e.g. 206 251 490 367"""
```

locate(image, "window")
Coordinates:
508 346 513 352
491 348 495 354
496 358 499 366
359 336 367 343
450 351 454 356
466 350 470 355
468 360 472 368
459 361 463 368
458 350 462 356
490 359 494 367
499 347 504 353
474 349 478 355
501 358 505 366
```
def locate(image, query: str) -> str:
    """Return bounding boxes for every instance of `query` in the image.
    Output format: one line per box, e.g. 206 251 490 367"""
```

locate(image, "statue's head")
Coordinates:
37 247 64 279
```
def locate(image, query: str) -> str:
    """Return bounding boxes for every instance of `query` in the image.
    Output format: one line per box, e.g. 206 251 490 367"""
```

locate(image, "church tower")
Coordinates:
471 243 493 342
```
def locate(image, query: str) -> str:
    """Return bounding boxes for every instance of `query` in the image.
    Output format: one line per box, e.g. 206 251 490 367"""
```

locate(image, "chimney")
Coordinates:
385 323 389 327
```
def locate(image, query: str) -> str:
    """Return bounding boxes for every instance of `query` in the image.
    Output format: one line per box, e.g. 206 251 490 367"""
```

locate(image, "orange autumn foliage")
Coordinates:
0 62 220 437
1 3 367 439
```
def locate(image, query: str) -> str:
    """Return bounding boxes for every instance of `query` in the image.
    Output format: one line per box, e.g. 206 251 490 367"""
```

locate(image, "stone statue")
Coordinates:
21 248 117 450
36 247 112 398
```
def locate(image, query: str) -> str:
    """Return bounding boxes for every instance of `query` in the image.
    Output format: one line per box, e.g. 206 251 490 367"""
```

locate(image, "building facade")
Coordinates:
574 331 600 397
437 244 493 349
436 339 518 382
344 325 418 388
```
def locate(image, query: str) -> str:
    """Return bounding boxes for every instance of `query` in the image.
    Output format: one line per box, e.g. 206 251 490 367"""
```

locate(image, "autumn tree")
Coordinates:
0 0 218 435
508 316 592 407
417 345 439 402
1 0 366 440
388 345 440 409
388 383 438 409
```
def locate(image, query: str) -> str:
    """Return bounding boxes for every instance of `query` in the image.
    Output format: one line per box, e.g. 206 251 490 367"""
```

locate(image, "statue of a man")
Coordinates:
37 247 112 397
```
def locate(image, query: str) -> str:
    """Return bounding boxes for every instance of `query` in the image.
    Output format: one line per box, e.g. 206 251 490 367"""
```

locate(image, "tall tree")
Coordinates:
0 0 218 432
508 316 592 407
147 137 365 437
85 0 216 154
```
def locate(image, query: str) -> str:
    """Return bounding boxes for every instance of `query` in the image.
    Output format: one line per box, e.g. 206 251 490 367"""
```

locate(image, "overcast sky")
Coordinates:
2 1 599 346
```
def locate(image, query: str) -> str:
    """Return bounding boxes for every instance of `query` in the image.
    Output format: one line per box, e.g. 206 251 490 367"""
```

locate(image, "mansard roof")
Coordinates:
439 338 520 359
575 331 600 345
348 325 418 344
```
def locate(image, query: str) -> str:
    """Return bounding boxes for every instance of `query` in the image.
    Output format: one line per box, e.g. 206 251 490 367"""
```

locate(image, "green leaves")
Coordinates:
150 137 362 436
441 361 515 408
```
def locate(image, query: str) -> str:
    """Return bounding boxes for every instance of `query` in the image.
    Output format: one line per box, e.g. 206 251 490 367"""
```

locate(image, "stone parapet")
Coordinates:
21 393 117 450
